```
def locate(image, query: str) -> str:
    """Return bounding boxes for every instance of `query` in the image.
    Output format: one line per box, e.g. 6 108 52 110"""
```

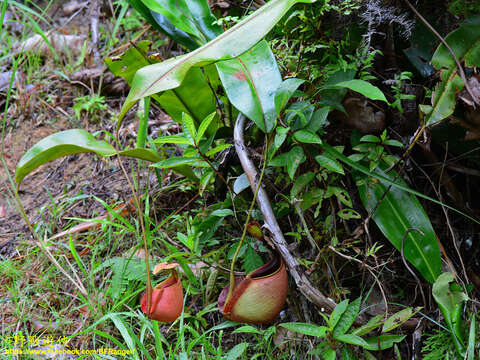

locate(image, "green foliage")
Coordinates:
432 272 469 356
389 72 416 113
350 130 402 171
422 329 457 360
421 15 480 127
423 274 479 359
447 0 480 18
72 94 107 122
280 297 408 358
333 79 388 103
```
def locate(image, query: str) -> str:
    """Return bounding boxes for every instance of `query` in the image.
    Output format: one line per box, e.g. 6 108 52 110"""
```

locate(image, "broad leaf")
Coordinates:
119 148 199 181
217 40 282 133
233 173 250 195
307 107 330 133
467 315 476 360
293 129 322 144
352 315 383 336
156 67 217 125
334 79 388 103
16 129 116 185
328 299 349 329
196 112 216 143
335 334 370 348
320 142 480 226
425 15 480 127
355 166 441 283
279 322 328 338
120 0 315 120
118 148 161 162
363 335 406 351
291 171 315 198
315 154 344 175
182 112 197 145
151 135 192 145
205 143 232 157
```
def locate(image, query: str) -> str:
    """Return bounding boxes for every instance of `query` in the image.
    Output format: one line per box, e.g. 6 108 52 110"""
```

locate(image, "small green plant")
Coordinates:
73 94 107 123
280 297 413 358
350 130 403 171
212 15 242 29
388 71 416 113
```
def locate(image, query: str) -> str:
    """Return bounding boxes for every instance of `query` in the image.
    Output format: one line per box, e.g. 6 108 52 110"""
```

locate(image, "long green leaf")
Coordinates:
355 166 441 283
151 135 192 145
335 334 370 348
467 315 476 360
16 129 116 185
119 0 315 120
334 79 388 103
118 148 161 162
196 112 216 143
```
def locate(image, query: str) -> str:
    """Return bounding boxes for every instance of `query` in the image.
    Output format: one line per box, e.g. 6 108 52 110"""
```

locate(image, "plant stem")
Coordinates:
136 97 150 149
